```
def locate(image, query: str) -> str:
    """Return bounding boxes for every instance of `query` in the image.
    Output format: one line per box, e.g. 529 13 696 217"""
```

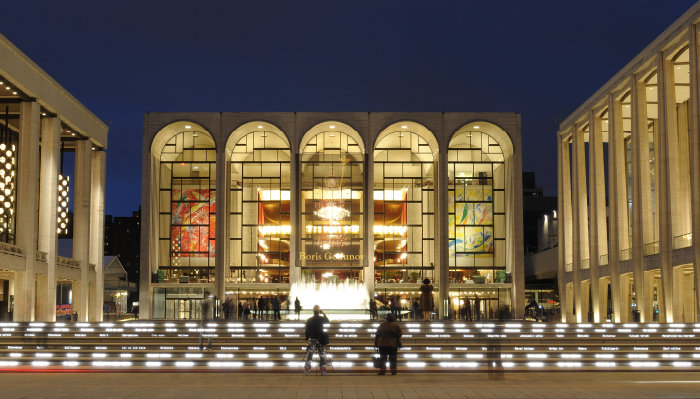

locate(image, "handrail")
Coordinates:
57 256 80 269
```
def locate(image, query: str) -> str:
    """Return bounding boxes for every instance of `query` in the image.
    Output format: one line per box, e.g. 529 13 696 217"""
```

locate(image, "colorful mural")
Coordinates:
171 189 216 256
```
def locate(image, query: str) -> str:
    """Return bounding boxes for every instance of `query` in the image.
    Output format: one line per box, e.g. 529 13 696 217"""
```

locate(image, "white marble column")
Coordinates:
438 145 449 319
289 141 300 286
73 139 92 322
560 134 574 322
658 55 677 322
588 111 607 322
364 152 374 297
89 150 106 322
571 125 589 322
557 134 568 322
632 77 651 322
37 116 61 321
607 95 625 322
14 101 41 322
689 23 700 321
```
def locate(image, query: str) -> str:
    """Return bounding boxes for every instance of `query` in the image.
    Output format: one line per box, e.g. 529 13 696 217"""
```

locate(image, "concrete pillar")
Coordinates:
14 101 41 322
215 136 227 306
631 77 649 322
588 111 607 322
571 125 589 322
658 56 677 322
560 133 574 322
556 134 568 322
89 150 106 321
607 96 625 322
689 23 700 321
73 139 92 322
599 278 609 321
37 116 61 321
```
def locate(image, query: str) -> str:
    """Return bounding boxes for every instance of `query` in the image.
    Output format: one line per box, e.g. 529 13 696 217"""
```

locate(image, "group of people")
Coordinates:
369 278 436 321
234 296 283 320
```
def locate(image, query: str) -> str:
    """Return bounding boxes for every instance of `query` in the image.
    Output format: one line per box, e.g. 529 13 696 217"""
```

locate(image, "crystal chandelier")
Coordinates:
314 204 350 221
0 107 16 236
57 142 70 235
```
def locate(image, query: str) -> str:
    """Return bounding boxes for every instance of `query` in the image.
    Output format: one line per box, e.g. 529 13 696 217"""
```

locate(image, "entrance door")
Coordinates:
165 298 202 319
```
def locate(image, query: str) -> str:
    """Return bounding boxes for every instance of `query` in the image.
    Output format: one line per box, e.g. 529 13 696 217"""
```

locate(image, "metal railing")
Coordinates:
599 253 609 265
644 241 660 256
35 251 47 262
57 256 80 270
673 233 692 249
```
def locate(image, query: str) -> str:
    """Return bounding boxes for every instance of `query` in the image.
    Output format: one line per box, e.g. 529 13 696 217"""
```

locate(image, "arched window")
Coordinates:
448 124 508 283
229 123 290 283
156 124 216 281
299 122 364 282
373 122 436 283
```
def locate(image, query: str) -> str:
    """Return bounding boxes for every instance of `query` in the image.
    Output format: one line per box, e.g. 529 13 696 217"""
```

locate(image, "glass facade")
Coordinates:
229 130 291 283
158 129 216 281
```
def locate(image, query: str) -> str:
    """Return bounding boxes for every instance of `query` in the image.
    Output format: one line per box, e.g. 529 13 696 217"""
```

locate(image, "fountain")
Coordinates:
289 276 370 320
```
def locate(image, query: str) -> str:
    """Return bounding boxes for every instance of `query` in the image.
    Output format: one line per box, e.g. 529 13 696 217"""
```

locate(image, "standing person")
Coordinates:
238 301 244 320
304 305 330 376
369 299 378 320
257 296 264 320
294 297 302 320
272 296 281 320
419 278 434 321
374 313 402 375
411 299 420 320
465 298 472 322
199 295 213 350
475 295 481 321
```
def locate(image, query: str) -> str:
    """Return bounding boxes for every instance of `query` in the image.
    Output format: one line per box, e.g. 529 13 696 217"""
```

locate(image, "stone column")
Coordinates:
215 136 228 306
37 116 61 321
557 134 568 322
571 125 589 322
438 145 449 319
89 150 106 321
73 139 92 322
607 95 625 322
560 133 574 322
364 151 374 297
588 111 607 322
689 24 700 321
289 139 300 286
14 101 41 321
658 55 677 322
631 77 650 322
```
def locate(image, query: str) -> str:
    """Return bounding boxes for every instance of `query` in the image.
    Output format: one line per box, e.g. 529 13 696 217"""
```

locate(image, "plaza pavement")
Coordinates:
0 371 699 398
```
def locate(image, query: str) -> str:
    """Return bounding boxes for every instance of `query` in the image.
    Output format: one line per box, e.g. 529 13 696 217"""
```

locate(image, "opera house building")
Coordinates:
558 4 700 323
140 112 523 320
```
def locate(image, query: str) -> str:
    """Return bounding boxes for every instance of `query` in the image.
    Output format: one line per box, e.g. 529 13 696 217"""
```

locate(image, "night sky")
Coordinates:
2 0 695 216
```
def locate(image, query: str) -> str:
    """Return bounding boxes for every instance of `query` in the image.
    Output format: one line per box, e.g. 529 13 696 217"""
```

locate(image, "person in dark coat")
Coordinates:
304 305 330 375
419 278 434 321
294 297 302 320
374 313 403 375
272 296 281 320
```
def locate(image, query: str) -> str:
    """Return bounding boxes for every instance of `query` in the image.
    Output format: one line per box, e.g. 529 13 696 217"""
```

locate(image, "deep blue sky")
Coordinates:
2 0 696 216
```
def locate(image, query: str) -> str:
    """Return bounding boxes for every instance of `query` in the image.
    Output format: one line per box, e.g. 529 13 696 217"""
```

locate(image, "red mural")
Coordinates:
171 189 216 257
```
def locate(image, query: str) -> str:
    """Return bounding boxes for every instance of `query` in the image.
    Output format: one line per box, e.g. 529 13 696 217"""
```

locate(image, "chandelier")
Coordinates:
0 107 16 236
314 203 350 221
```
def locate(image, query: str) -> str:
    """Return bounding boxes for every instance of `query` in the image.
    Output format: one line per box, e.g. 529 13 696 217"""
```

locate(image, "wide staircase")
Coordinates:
0 320 698 372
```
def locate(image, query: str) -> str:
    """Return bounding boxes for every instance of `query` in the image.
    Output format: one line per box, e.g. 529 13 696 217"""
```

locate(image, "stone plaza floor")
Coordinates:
0 371 699 398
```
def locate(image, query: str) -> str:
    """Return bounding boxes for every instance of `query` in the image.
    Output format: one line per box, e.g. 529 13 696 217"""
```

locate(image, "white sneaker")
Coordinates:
321 370 327 376
304 368 310 376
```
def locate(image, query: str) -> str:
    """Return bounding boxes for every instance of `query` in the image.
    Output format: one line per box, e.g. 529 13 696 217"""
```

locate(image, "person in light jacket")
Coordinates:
374 313 402 375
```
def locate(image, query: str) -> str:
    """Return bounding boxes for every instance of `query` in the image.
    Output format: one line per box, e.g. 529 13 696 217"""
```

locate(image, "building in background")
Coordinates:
103 256 136 319
0 34 108 322
140 112 524 320
558 2 700 323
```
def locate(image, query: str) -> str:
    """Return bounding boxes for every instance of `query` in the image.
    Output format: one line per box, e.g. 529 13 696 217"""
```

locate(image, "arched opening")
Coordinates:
298 121 364 283
227 122 291 285
152 122 216 285
373 121 437 284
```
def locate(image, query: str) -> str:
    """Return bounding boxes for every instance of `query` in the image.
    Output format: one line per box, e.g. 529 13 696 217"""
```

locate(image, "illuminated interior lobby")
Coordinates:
558 5 700 324
140 112 523 320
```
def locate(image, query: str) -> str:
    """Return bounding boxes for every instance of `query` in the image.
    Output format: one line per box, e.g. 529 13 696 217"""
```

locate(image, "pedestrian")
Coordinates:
475 295 481 321
369 299 378 320
419 278 434 321
294 297 302 320
238 301 244 320
374 313 402 375
411 299 419 320
257 296 264 319
272 296 281 320
199 295 213 350
243 303 251 320
465 298 472 321
304 305 330 376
